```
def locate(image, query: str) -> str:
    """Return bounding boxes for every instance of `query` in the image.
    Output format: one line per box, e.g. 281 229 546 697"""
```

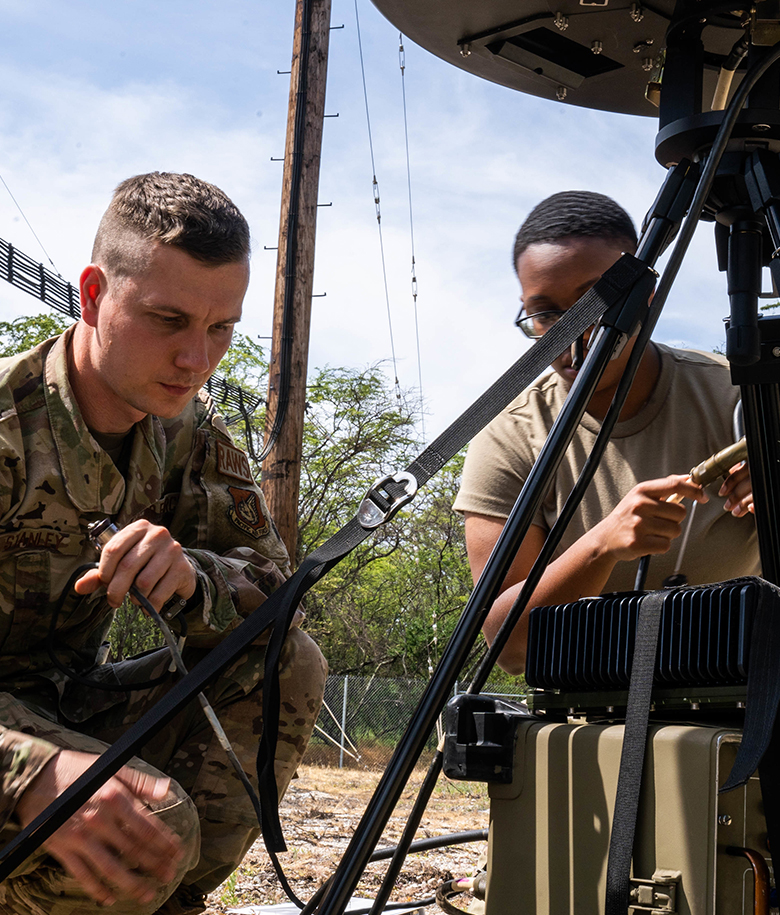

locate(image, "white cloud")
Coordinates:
0 0 746 438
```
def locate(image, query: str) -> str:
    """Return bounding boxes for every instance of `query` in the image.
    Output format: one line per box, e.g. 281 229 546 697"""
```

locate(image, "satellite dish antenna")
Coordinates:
370 0 780 167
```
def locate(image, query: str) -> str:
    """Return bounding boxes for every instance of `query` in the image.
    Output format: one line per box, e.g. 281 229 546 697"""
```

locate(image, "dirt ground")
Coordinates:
202 762 491 913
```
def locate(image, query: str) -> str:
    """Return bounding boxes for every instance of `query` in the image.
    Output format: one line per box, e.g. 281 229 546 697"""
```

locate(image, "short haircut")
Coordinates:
512 190 637 271
92 171 251 275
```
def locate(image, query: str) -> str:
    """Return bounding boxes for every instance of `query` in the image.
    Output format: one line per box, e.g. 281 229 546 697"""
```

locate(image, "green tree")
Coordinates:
123 333 518 690
0 317 520 692
0 313 72 356
216 337 493 683
293 364 422 673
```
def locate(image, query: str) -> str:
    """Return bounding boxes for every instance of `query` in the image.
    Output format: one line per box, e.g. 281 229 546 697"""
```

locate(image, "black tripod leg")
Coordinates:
725 215 763 367
736 374 780 583
303 163 694 915
302 321 637 915
731 151 780 583
719 155 780 899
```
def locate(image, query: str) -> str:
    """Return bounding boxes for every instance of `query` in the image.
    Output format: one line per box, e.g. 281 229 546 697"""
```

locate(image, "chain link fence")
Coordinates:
303 674 525 771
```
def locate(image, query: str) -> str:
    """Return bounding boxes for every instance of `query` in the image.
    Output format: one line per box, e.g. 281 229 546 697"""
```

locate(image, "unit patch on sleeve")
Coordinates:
216 440 253 483
227 486 269 538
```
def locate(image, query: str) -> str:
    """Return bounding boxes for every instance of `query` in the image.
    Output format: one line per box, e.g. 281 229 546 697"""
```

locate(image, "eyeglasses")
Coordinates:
514 308 565 340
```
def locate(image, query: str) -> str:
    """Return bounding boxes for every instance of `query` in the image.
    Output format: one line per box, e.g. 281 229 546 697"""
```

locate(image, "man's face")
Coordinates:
80 241 248 432
515 236 633 393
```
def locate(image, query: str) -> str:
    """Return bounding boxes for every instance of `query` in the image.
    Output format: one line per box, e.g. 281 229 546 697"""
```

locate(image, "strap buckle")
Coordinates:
358 471 418 529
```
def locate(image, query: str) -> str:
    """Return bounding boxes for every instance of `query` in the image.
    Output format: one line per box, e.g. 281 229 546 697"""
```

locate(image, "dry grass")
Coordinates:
203 763 490 913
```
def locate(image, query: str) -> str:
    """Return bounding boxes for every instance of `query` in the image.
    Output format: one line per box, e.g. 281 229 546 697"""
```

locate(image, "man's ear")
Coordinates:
79 265 106 327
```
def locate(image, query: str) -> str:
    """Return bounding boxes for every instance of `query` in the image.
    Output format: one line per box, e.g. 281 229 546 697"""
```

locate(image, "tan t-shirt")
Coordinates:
454 343 760 593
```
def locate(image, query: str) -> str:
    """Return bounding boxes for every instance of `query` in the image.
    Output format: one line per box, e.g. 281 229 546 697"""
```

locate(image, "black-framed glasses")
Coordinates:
514 308 565 340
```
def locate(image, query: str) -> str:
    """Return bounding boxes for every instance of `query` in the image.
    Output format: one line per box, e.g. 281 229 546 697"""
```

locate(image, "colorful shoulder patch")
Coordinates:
216 440 253 483
227 486 269 539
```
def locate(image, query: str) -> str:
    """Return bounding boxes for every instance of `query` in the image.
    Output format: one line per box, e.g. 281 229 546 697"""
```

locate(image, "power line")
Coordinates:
354 0 402 406
0 173 59 274
399 32 426 444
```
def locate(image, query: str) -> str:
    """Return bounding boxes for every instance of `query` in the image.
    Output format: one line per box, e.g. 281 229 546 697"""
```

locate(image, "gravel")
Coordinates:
202 764 490 914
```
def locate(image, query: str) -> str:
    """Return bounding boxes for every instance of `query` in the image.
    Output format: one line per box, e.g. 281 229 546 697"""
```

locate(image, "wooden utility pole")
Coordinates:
261 0 331 561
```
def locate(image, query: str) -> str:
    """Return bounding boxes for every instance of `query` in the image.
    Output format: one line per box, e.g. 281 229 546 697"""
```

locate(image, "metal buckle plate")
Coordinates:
357 471 418 529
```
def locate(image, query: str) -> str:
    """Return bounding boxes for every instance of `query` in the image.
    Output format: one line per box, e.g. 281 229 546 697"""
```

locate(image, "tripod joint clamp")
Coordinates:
597 256 659 340
358 471 418 529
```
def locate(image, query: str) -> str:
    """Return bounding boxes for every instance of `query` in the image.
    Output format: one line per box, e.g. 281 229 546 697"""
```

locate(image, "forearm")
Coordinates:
0 726 59 829
472 476 708 675
177 546 290 644
484 529 619 674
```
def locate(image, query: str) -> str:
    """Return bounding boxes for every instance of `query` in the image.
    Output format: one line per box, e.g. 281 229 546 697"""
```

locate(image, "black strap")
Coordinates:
255 252 652 852
719 577 780 880
406 252 649 488
0 252 650 877
605 576 780 914
758 728 780 883
720 578 780 791
604 589 665 915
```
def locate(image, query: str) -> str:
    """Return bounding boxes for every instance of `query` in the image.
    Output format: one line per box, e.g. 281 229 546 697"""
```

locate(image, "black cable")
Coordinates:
436 877 482 915
723 32 751 72
294 828 489 914
666 0 744 41
46 563 173 691
46 557 308 906
369 829 488 862
435 882 468 915
634 555 651 591
323 829 488 915
126 584 309 909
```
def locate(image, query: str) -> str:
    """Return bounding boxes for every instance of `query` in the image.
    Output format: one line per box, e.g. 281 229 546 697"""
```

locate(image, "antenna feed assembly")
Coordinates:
87 517 120 551
689 436 748 486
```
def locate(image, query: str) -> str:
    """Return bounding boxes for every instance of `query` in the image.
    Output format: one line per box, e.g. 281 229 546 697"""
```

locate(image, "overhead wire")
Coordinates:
398 34 442 741
354 0 403 407
398 32 426 445
0 173 59 274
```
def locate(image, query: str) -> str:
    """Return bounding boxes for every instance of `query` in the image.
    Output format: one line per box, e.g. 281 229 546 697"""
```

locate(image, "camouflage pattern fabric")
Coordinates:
0 327 327 910
0 627 326 914
0 692 201 915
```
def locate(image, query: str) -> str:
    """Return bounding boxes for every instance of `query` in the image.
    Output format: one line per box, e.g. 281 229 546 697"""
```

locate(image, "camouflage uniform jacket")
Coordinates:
0 326 292 826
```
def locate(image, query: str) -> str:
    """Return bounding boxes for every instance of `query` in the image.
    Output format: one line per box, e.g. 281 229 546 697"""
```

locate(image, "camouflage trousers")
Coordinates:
0 626 327 915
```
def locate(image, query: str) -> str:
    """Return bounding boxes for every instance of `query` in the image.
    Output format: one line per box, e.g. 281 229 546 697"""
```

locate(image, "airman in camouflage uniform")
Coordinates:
0 172 327 915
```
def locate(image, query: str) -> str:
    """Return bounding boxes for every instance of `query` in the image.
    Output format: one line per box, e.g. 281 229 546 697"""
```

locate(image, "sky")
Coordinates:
0 0 745 443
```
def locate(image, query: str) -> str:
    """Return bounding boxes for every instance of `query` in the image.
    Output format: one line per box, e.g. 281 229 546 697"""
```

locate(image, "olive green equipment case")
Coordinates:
484 719 767 915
